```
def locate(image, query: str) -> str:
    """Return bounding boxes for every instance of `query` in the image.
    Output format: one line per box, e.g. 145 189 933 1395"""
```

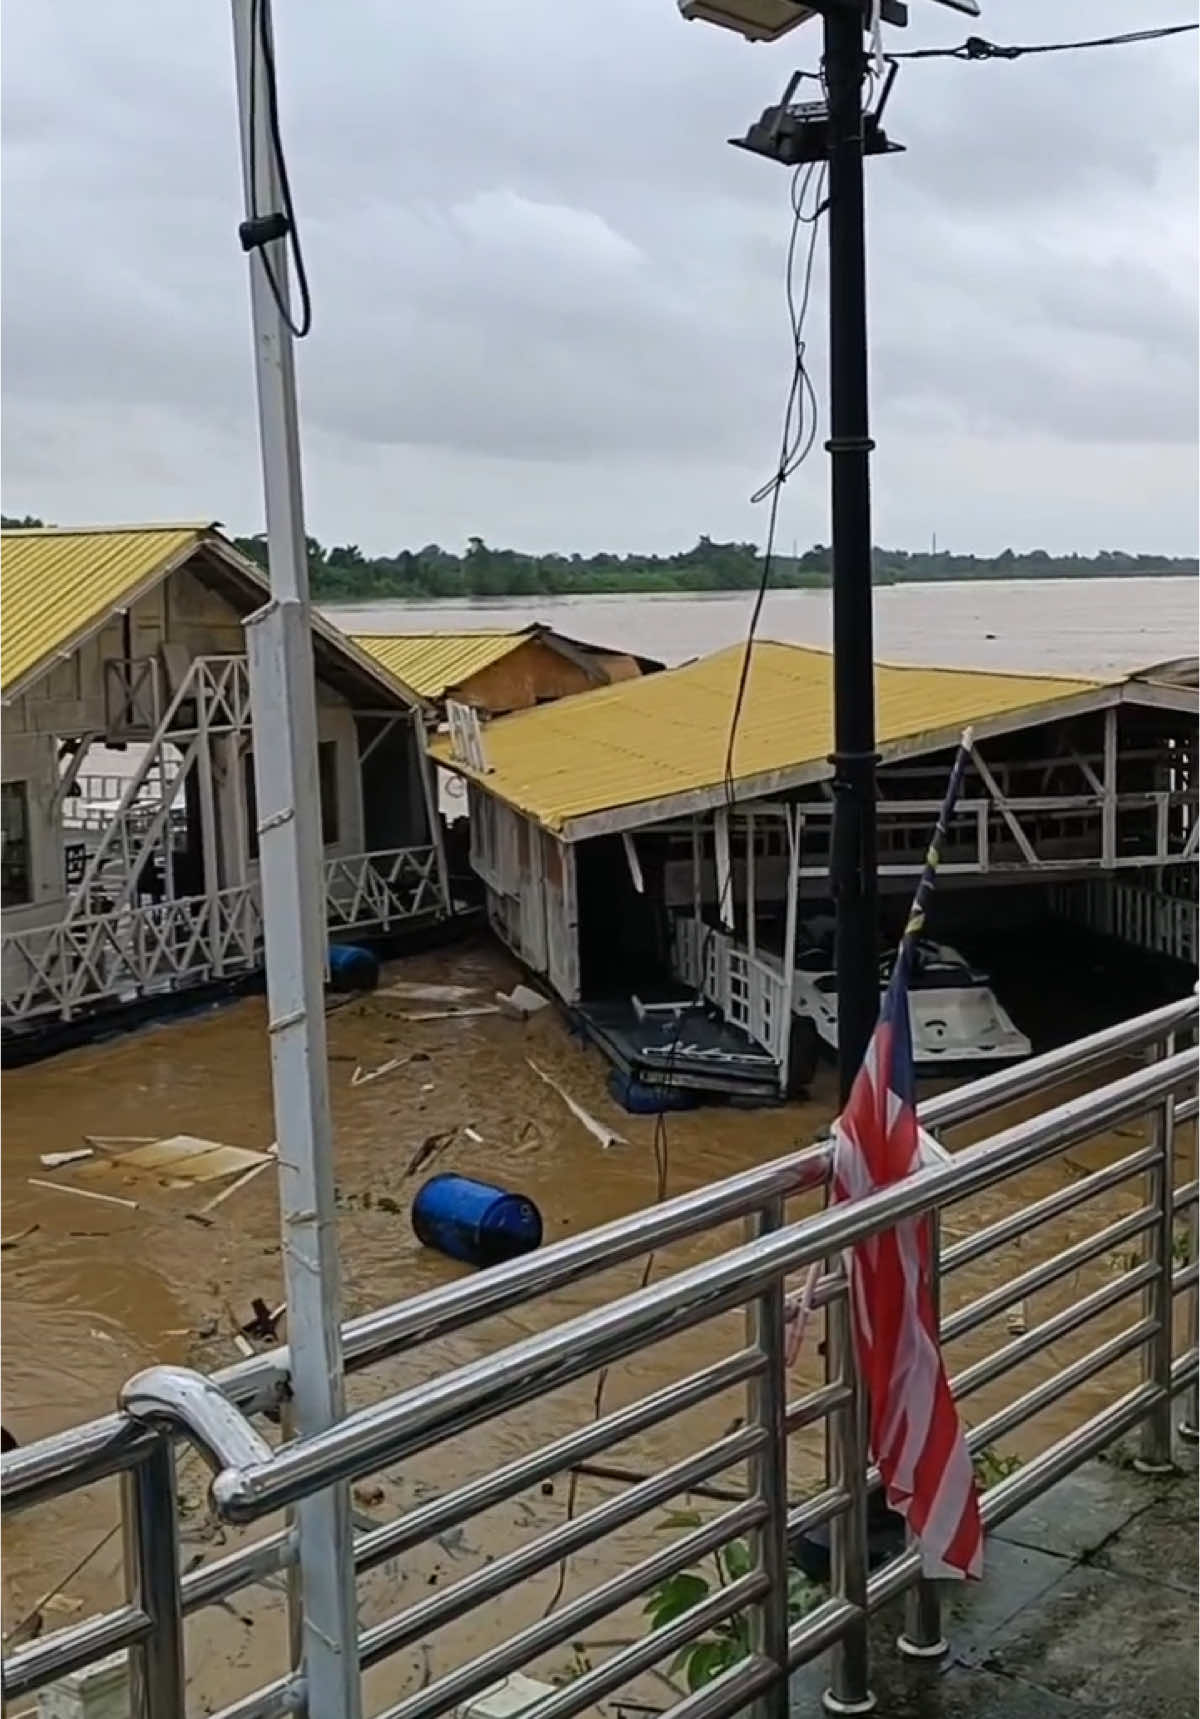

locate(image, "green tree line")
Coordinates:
3 516 1195 598
230 533 1200 599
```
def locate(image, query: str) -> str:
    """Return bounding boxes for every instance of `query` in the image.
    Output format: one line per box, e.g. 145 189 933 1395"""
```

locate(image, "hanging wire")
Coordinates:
729 160 827 797
247 0 313 339
890 21 1198 62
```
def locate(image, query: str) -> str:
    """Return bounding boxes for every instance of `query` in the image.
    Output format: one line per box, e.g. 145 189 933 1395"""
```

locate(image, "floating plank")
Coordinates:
105 1135 273 1184
28 1179 139 1211
526 1058 627 1150
377 981 481 1004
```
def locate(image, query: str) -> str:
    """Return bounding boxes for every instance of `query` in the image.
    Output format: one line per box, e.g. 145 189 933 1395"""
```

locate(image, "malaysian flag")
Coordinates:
831 728 983 1580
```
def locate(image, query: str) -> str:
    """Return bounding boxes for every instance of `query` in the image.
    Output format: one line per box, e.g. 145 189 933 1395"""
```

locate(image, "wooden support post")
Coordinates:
414 711 452 915
1102 706 1118 868
971 742 1038 867
196 671 223 975
746 811 756 958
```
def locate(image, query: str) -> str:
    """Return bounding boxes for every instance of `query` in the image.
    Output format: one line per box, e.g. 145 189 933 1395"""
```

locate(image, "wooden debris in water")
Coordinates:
104 1135 272 1185
38 1149 95 1170
396 1005 501 1022
193 1146 278 1216
495 984 551 1019
405 1129 457 1179
1004 1300 1028 1335
27 1179 139 1211
377 980 481 1004
526 1058 627 1149
1 1223 39 1250
351 1054 408 1087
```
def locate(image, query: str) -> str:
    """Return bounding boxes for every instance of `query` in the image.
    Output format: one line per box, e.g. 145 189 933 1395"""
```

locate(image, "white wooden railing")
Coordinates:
1054 878 1199 964
323 846 443 932
671 914 790 1064
1 887 265 1023
1 846 443 1026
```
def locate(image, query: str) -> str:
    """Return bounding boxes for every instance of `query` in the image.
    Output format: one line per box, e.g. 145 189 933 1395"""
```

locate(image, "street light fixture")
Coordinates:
678 0 978 36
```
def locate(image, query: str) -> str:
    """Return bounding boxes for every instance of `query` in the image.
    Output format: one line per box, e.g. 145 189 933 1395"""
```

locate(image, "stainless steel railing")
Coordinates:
2 994 1196 1719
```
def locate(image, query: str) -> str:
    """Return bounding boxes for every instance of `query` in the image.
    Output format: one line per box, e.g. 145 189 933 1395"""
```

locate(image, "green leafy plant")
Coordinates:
550 1642 593 1687
644 1516 821 1692
972 1444 1023 1490
1172 1221 1193 1268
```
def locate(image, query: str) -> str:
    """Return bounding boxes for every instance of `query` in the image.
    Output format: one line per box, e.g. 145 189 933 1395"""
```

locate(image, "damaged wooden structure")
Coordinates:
433 641 1198 1100
1 523 451 1047
351 624 659 717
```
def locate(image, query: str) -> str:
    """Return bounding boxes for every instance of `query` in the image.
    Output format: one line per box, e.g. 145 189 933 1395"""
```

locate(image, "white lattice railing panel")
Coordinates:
2 846 444 1026
2 887 265 1024
322 847 441 931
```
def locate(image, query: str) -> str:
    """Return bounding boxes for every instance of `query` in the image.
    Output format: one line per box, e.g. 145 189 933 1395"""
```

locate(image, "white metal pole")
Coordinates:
229 5 361 1715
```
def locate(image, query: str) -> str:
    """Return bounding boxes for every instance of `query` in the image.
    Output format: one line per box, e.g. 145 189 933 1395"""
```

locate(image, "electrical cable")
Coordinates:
248 0 313 339
889 21 1197 62
731 161 826 796
540 167 828 1621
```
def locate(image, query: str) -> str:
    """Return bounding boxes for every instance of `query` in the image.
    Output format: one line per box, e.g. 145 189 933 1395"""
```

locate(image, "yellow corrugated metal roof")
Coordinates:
352 629 533 699
1 523 211 696
431 640 1108 836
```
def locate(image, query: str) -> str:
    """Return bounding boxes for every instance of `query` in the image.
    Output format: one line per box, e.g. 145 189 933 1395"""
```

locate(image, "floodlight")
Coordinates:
676 0 817 43
678 0 977 45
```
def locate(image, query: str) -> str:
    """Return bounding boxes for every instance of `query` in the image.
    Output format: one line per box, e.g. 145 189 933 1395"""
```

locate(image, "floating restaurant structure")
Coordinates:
352 623 660 717
0 523 451 1048
434 641 1199 1099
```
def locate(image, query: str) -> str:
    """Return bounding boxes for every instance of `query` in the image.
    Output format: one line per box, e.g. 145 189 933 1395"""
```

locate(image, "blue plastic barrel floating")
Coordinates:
412 1173 543 1268
327 943 379 992
607 1067 700 1116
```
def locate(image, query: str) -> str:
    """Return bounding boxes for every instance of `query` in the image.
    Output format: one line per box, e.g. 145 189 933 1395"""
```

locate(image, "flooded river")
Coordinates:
323 575 1198 678
3 932 1193 1712
3 576 1196 1709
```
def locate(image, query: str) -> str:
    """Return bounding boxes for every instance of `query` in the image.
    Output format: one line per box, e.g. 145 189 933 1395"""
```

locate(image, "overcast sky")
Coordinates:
2 1 1197 557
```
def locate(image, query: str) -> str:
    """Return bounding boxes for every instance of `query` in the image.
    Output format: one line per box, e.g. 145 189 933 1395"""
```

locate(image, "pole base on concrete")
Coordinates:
896 1632 949 1661
1177 1421 1199 1445
822 1691 877 1715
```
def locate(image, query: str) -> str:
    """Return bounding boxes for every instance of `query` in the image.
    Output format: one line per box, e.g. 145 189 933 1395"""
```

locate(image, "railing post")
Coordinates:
1136 1031 1177 1473
1180 1001 1198 1446
824 1257 874 1715
123 1438 184 1718
1180 1177 1199 1442
897 1206 949 1661
747 1196 791 1719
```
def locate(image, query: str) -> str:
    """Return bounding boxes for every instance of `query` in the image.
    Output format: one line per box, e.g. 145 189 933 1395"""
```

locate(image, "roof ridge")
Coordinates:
1 521 216 539
719 635 1106 687
351 626 529 640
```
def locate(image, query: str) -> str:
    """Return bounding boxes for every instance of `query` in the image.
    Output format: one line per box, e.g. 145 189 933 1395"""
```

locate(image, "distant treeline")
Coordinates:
2 517 1195 598
230 534 1199 600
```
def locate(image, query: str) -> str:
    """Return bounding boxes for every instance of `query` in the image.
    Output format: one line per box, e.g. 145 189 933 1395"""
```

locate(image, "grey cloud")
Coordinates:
1 0 1196 556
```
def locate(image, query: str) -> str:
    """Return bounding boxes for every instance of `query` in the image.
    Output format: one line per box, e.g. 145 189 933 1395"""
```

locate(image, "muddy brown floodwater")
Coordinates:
2 936 1193 1716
